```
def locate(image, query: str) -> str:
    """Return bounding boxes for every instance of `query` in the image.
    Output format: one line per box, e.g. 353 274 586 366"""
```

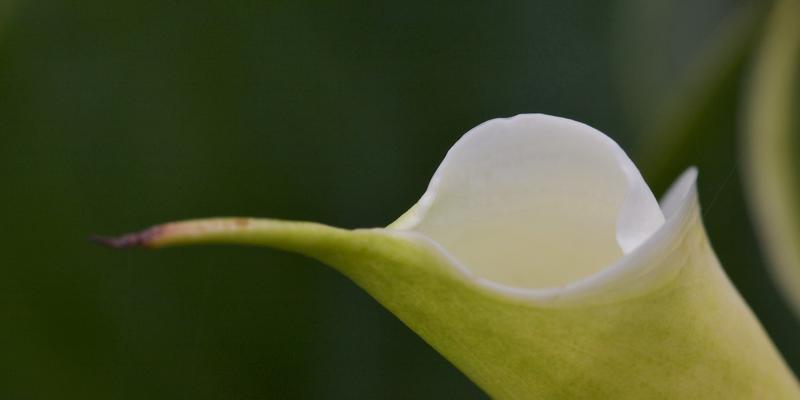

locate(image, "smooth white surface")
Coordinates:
391 114 668 290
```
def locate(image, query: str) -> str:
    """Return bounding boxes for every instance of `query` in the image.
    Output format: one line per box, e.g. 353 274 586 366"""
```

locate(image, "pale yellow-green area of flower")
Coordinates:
99 115 800 399
743 0 800 320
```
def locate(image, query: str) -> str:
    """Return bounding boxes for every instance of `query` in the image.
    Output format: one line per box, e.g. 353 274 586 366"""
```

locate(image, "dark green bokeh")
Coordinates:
1 1 796 398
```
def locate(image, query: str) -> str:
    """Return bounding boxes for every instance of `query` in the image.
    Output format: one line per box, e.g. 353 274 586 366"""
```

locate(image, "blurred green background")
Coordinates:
1 0 797 398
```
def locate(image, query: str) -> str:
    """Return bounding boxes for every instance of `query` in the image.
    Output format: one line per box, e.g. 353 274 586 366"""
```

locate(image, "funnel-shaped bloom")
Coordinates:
99 114 799 398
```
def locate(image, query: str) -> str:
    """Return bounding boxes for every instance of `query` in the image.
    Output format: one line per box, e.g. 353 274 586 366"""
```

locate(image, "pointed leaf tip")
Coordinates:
90 226 165 249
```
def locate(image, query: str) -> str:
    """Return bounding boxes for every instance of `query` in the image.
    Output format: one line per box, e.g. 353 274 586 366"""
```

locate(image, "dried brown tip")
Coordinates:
90 226 164 249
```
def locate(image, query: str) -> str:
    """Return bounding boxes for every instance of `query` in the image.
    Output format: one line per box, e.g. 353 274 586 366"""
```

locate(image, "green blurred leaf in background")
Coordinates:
742 0 800 322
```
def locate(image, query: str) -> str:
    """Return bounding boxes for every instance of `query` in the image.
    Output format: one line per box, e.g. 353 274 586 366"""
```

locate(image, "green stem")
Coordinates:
93 217 355 255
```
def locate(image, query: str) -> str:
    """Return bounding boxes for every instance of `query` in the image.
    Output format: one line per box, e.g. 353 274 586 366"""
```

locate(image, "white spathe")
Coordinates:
113 113 800 398
392 114 665 290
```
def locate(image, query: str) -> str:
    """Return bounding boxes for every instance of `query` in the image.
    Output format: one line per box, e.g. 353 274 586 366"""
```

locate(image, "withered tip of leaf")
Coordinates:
89 227 163 249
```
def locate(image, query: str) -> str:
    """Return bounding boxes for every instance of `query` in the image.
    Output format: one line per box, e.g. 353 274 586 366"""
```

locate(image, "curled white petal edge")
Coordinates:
385 168 697 306
383 114 700 306
390 114 666 255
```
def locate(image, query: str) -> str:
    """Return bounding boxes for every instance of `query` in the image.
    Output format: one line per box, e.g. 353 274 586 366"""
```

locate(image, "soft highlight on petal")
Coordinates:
391 114 664 289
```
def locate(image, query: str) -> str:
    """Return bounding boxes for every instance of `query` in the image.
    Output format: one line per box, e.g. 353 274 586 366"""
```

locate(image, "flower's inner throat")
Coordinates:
391 115 665 290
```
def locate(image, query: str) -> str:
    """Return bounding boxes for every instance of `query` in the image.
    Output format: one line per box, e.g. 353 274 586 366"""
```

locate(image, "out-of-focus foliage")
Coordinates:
742 0 800 322
0 0 797 399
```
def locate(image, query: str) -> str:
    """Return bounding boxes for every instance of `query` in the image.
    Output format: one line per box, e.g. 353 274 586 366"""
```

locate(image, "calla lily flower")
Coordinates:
99 114 800 398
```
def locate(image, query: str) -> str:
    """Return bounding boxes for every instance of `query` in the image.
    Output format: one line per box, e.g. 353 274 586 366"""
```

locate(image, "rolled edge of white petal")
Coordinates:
500 167 699 305
389 114 699 304
391 167 699 306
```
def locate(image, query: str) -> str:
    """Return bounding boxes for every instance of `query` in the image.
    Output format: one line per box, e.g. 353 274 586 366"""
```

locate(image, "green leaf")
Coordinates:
742 0 800 320
624 1 765 191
